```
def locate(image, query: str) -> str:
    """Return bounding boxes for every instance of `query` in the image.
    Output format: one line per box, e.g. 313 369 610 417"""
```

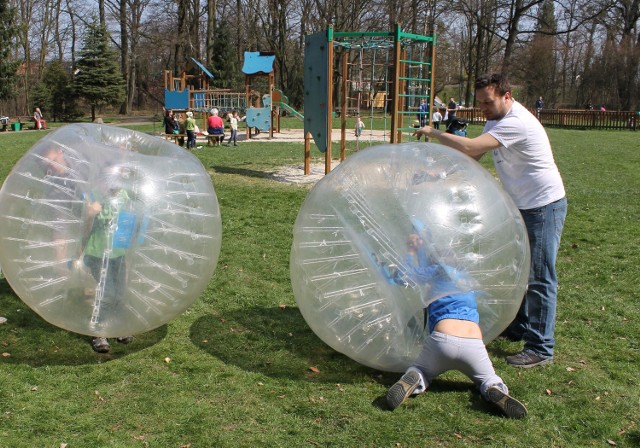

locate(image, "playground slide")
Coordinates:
273 89 303 120
278 101 304 120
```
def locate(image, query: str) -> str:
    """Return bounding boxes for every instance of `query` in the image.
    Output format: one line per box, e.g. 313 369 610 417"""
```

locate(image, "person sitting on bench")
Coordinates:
34 107 47 130
207 108 225 146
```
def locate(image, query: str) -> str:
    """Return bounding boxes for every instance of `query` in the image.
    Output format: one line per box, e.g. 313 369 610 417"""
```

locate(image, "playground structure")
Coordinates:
304 24 436 174
164 58 247 113
164 53 303 140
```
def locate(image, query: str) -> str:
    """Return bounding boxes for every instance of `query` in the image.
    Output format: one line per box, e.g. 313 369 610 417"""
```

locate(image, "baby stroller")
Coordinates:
446 118 468 137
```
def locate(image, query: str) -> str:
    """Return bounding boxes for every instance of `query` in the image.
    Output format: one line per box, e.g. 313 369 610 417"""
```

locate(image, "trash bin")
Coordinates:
11 122 20 131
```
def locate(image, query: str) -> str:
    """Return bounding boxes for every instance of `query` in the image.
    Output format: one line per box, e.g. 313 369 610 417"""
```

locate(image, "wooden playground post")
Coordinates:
429 35 437 127
325 34 334 174
245 75 252 140
390 25 402 143
304 132 311 175
269 71 274 139
340 53 348 161
397 48 407 143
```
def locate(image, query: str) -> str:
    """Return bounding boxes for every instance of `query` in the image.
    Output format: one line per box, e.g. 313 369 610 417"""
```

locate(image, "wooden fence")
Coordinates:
456 108 638 131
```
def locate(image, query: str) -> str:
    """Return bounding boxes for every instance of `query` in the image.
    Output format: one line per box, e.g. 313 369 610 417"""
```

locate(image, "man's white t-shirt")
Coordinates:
484 100 565 210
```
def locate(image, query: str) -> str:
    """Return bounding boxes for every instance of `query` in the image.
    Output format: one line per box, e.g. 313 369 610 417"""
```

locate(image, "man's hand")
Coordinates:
413 126 436 140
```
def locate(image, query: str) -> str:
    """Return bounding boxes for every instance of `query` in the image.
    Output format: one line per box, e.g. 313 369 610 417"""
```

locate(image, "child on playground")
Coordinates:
432 108 443 130
355 115 365 137
385 233 527 419
185 111 196 149
225 111 239 146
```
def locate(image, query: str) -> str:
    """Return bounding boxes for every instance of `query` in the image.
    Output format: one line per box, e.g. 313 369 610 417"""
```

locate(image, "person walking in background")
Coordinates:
415 73 567 369
446 97 458 127
432 108 443 130
355 115 365 137
535 96 544 119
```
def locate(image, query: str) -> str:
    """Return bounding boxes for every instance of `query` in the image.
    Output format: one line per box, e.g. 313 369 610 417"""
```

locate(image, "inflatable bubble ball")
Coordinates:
290 142 530 372
0 123 222 338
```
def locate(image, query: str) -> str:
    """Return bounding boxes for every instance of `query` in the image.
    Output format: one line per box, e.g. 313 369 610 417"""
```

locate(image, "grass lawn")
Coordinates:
0 124 639 447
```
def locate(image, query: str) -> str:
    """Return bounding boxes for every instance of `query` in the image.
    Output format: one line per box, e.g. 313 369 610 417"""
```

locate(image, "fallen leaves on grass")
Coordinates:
309 366 320 373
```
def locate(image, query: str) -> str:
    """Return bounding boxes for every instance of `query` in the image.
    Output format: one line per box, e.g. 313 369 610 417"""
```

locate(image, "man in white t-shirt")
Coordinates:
415 73 567 369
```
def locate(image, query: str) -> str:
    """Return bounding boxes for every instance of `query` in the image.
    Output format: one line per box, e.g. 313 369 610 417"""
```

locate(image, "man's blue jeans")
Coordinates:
507 197 567 358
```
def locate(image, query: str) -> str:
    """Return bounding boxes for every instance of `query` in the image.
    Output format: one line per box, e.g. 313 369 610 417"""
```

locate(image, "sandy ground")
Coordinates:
268 161 340 185
227 128 391 185
244 127 393 143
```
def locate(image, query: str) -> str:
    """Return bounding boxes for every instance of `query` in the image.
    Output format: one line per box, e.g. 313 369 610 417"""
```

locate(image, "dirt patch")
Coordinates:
269 161 341 185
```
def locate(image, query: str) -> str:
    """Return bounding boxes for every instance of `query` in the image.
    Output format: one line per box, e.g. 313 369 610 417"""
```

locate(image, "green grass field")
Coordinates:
0 124 639 447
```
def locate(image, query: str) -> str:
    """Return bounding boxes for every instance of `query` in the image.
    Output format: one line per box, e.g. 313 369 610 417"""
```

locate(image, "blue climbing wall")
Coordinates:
245 107 271 132
304 31 329 153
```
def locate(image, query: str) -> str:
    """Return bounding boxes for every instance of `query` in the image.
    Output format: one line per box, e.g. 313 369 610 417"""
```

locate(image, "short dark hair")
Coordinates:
474 73 511 95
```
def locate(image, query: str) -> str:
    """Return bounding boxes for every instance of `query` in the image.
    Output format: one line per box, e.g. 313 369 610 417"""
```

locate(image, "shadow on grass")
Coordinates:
0 280 167 367
210 164 273 179
190 305 376 383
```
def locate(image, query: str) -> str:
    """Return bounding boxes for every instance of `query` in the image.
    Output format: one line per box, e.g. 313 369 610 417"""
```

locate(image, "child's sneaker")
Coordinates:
386 370 421 410
486 386 527 419
116 336 133 344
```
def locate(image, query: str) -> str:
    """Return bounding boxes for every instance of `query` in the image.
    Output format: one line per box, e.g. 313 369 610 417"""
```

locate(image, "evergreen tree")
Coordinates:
33 61 81 122
210 21 242 90
74 22 126 121
0 0 19 101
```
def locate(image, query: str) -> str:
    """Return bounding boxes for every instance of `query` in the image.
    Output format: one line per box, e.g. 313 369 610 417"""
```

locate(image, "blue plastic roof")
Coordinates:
242 52 276 75
191 58 214 79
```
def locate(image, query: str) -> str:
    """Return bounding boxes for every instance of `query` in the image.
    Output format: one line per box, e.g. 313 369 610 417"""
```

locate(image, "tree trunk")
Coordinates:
119 0 130 115
207 0 216 66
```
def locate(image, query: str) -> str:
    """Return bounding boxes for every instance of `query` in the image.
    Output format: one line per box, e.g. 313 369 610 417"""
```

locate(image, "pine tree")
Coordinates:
33 61 80 122
210 21 242 90
0 0 19 100
74 22 126 121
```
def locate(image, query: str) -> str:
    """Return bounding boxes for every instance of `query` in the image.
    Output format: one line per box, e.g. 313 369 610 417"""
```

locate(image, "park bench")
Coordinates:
165 133 186 145
207 134 225 146
11 116 46 130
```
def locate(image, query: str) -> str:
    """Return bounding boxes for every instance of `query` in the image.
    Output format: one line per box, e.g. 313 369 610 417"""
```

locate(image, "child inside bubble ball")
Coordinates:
385 233 527 419
82 184 135 353
39 146 134 353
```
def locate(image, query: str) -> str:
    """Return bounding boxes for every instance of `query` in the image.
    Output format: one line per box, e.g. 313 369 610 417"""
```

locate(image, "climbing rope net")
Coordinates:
334 33 435 148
